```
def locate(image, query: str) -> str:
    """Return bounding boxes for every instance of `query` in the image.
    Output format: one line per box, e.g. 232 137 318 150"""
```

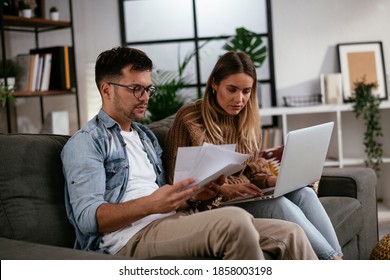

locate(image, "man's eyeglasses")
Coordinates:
108 82 157 98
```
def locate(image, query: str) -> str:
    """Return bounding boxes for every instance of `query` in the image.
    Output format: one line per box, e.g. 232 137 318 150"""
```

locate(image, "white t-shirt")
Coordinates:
100 129 175 254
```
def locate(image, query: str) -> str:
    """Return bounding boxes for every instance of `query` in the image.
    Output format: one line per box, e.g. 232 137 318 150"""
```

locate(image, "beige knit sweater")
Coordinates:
164 99 274 189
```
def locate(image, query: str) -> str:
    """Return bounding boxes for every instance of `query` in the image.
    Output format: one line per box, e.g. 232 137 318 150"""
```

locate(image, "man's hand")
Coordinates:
190 175 226 201
97 178 199 233
148 178 201 213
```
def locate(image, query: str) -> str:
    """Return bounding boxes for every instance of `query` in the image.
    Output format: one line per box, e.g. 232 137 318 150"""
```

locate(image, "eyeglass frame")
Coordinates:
108 82 157 98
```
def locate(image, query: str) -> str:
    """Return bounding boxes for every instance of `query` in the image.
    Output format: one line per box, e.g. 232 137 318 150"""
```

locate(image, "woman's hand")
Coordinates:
266 175 277 187
251 173 277 188
219 183 263 200
191 175 226 201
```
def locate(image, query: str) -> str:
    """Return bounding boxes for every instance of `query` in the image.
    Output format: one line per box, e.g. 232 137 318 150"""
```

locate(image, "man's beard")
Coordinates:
113 95 147 122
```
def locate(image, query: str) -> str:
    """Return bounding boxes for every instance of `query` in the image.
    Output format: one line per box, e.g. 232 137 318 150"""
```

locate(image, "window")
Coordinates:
119 0 276 122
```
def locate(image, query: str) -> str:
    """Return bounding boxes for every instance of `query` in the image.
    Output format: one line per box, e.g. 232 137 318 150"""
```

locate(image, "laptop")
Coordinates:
221 122 334 206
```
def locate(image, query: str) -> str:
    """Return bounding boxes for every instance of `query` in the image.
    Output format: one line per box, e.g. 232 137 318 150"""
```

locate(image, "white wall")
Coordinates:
272 0 390 105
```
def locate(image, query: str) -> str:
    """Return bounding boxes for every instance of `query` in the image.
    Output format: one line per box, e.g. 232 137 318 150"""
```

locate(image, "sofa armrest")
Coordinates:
0 237 131 260
318 167 378 259
319 167 377 198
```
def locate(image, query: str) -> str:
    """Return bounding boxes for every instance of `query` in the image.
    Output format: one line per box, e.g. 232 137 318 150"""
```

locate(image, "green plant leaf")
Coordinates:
146 42 209 123
223 27 267 68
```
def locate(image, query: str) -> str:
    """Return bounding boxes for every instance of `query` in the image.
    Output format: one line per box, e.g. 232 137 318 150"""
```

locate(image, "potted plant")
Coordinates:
146 42 208 123
0 58 22 89
146 56 188 123
49 6 59 20
0 81 16 133
0 81 15 107
18 1 32 18
349 77 383 176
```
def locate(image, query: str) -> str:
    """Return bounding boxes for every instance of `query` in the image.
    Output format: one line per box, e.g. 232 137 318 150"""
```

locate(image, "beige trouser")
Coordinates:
117 207 317 260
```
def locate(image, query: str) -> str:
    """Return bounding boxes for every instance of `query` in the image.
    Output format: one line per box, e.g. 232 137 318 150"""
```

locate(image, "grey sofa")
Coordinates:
0 116 379 259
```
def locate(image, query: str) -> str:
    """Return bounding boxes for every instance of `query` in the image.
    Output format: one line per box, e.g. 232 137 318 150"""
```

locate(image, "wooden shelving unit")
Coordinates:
0 0 80 133
3 15 71 29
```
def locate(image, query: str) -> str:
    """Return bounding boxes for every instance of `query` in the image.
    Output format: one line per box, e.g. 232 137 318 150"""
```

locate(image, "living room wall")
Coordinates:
272 0 390 106
6 0 390 133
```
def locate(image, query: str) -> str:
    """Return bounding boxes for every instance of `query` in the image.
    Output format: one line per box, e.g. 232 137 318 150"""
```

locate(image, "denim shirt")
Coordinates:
61 109 166 253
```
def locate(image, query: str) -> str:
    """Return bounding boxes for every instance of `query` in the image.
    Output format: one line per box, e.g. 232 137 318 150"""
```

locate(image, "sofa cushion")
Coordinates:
260 145 284 176
0 134 75 248
146 114 176 151
319 196 363 248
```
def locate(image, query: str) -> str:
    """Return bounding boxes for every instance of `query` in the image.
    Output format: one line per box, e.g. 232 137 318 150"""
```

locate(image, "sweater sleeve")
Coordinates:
243 152 275 189
224 153 274 189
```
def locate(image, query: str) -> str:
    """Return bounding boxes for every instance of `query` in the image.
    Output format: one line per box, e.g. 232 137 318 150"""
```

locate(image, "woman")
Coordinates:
164 51 343 260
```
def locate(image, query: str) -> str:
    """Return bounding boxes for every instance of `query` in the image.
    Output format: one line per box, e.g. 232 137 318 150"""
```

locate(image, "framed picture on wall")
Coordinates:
337 41 388 101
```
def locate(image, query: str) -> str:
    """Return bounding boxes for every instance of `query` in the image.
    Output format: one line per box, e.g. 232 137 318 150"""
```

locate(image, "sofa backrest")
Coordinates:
146 114 175 151
0 133 75 248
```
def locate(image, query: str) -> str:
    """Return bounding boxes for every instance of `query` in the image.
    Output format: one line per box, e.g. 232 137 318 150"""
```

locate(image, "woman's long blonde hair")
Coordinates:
201 51 262 153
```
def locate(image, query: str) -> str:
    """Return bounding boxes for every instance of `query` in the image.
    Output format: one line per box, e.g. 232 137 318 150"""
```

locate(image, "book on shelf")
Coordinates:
262 127 283 150
30 54 40 91
16 53 33 91
16 53 53 92
40 53 52 91
30 46 76 91
34 55 44 91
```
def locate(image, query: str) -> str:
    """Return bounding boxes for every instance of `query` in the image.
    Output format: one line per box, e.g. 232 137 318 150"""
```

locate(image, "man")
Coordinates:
61 46 317 260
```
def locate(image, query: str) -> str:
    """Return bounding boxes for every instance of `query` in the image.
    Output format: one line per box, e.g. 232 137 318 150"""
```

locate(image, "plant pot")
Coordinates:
21 9 32 18
50 11 59 21
0 77 15 89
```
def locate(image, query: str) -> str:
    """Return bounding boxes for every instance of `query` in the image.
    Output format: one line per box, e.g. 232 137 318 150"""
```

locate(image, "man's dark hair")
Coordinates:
95 46 153 88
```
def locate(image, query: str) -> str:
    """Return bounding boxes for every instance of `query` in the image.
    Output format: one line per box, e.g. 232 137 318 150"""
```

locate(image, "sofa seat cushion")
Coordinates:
319 196 363 247
0 134 75 248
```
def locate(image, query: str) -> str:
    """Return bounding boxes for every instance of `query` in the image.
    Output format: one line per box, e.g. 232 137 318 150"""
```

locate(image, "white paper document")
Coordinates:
174 143 250 188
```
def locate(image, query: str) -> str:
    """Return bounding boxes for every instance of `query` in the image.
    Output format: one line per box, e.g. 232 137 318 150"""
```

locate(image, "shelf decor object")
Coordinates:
337 41 388 102
49 6 59 21
283 94 322 107
18 1 32 18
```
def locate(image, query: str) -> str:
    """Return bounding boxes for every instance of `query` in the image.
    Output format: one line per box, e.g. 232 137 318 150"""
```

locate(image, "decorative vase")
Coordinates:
21 9 32 18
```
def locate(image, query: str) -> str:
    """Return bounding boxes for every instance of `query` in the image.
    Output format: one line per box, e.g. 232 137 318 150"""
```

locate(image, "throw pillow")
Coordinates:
260 145 284 176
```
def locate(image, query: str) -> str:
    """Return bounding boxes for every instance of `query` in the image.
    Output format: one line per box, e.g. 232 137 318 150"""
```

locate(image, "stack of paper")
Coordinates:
174 143 250 188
